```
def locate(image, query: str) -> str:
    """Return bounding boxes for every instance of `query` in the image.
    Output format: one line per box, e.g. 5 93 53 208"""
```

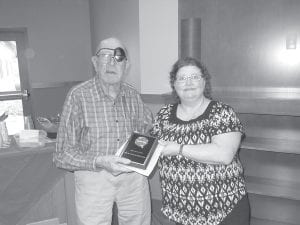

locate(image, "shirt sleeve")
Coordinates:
210 103 244 136
53 89 97 171
135 93 153 134
149 105 168 138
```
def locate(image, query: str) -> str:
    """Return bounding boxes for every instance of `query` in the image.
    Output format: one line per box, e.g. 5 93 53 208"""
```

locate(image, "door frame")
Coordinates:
0 28 33 116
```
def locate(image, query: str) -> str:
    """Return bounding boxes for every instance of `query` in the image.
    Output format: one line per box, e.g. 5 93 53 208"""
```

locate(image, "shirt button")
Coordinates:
116 120 118 123
117 139 120 141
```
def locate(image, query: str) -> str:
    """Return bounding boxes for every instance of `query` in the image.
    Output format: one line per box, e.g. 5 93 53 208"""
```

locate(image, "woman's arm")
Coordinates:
161 131 242 165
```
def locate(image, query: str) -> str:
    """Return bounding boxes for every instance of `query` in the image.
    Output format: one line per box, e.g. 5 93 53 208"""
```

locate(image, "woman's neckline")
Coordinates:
171 100 214 123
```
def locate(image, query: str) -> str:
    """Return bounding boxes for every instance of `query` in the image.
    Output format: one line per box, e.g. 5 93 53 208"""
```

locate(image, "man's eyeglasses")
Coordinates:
96 47 127 63
176 74 203 83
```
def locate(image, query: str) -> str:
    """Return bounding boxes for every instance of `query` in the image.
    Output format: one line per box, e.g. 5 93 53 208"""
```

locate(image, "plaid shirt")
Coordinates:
54 76 153 171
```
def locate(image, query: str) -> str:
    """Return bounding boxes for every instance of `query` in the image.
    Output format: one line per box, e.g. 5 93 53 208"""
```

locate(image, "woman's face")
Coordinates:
174 65 205 103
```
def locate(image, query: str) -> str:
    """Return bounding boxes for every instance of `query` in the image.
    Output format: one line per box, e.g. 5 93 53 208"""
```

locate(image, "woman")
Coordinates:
151 57 250 225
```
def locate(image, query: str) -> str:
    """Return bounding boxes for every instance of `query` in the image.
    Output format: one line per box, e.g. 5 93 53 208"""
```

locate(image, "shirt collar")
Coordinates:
94 75 126 100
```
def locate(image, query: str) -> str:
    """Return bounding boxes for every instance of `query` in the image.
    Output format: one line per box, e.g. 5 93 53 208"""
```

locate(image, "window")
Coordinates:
0 29 32 134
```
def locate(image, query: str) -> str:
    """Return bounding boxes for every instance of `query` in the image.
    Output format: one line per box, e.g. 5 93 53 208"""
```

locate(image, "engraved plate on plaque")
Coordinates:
120 132 158 169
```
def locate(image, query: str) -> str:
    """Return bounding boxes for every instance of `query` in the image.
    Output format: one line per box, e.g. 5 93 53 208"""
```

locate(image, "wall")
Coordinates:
0 0 92 117
89 0 141 90
139 0 178 94
0 0 92 83
180 0 300 90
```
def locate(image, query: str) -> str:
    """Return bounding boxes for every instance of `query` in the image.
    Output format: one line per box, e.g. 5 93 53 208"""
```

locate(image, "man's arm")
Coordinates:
54 89 133 174
53 90 96 171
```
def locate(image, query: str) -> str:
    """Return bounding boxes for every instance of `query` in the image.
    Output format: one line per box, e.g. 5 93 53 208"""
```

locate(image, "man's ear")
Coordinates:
91 56 98 72
125 60 130 73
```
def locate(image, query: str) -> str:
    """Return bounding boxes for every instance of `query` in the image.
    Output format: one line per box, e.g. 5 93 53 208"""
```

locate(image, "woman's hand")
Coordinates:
159 140 181 156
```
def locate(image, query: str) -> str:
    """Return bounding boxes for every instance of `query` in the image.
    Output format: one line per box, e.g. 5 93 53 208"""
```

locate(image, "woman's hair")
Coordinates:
169 57 212 102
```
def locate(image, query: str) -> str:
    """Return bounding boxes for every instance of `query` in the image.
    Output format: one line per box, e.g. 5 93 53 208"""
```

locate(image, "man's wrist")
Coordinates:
95 155 104 168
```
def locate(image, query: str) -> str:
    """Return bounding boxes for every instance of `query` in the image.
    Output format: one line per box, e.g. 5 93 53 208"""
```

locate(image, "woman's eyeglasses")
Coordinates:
176 74 203 84
96 47 127 63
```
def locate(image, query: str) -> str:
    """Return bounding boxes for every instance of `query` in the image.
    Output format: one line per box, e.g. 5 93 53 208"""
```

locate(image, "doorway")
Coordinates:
0 29 33 134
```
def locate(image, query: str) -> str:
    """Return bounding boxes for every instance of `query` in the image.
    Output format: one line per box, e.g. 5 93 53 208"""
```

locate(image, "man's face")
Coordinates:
92 41 128 85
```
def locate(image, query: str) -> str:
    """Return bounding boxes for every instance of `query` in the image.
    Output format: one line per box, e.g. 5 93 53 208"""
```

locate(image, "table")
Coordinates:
0 139 65 225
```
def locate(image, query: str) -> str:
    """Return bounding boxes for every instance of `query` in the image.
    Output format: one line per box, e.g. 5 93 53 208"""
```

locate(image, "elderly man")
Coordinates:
54 37 152 225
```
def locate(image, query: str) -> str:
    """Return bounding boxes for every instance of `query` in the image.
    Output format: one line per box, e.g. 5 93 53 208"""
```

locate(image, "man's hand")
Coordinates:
96 155 133 176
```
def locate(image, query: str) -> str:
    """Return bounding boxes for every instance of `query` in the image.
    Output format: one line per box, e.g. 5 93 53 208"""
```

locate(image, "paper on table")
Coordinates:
19 130 39 142
115 140 164 176
15 130 47 148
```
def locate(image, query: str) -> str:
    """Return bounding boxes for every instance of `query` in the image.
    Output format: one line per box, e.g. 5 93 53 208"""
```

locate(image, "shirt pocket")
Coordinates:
79 126 92 152
84 118 106 140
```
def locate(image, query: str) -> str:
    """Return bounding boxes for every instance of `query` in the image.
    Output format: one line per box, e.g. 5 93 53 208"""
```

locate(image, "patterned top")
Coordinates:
54 76 153 171
151 101 247 225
